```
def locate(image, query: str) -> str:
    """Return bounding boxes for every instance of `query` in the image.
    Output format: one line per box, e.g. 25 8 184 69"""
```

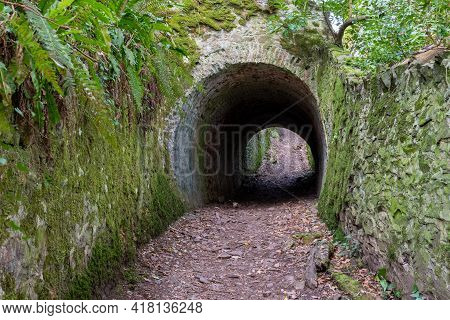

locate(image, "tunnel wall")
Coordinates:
0 81 186 299
317 49 449 299
168 16 331 205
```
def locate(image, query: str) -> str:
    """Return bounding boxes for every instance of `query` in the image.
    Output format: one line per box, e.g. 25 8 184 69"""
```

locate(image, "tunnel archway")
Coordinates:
171 63 327 205
241 127 316 202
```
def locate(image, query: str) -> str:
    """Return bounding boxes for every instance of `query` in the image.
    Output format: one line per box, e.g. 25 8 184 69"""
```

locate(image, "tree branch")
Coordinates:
323 11 338 43
336 16 368 47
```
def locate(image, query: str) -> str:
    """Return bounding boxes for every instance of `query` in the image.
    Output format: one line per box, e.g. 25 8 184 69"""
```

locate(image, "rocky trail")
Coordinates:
110 130 382 300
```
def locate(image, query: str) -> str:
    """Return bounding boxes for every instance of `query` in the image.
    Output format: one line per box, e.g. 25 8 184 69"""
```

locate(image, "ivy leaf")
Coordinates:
380 279 389 291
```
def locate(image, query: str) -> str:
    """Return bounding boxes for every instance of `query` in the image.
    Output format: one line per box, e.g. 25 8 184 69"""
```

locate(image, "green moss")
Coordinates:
318 70 357 230
123 267 142 285
292 231 322 244
168 0 261 65
306 144 315 169
1 273 25 300
281 27 329 60
332 271 371 299
245 129 274 173
0 107 14 144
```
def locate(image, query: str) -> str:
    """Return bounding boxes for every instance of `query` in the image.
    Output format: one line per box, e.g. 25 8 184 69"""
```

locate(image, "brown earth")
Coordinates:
110 129 381 300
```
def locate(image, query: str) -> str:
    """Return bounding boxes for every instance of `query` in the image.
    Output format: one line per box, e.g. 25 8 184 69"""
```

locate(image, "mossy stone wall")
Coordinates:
318 50 449 299
0 98 185 299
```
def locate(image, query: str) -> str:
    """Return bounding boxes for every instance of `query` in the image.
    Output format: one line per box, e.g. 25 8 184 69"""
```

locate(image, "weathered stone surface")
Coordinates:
320 49 449 299
305 240 332 289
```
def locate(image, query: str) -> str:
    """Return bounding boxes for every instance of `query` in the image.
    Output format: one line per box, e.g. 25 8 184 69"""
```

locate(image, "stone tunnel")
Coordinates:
170 62 327 205
0 7 448 300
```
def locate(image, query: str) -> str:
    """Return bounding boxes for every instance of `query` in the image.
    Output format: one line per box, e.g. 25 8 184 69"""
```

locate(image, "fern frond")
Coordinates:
126 64 143 111
11 15 63 95
72 57 104 102
22 0 73 69
76 0 117 24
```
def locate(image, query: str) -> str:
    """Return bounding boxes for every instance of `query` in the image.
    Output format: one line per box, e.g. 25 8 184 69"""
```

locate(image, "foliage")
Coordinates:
411 284 424 300
375 268 402 299
267 0 311 35
269 0 449 70
333 228 361 257
0 0 191 150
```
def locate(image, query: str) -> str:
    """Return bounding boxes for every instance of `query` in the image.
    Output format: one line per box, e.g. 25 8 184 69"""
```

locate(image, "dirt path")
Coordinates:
110 129 381 300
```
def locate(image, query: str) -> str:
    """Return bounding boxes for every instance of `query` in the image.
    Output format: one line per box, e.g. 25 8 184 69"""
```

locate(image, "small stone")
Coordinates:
294 280 305 291
232 202 239 208
285 275 295 284
196 275 209 284
229 250 243 257
305 248 318 289
284 239 295 251
217 253 232 259
286 290 297 299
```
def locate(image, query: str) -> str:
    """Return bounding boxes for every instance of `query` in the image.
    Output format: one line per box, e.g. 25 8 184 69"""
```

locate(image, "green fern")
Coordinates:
72 57 104 102
126 64 144 111
11 15 63 95
22 0 73 69
1 0 191 129
45 0 76 19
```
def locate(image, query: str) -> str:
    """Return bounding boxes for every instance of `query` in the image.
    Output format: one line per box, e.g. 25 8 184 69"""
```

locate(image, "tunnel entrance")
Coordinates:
172 63 327 205
240 128 316 202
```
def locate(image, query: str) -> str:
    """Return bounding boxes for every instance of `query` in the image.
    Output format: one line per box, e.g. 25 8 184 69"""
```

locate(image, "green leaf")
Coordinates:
380 279 389 291
46 0 76 19
124 47 136 66
376 268 387 280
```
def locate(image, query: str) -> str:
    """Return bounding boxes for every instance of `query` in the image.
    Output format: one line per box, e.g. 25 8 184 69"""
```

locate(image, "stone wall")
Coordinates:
318 48 449 299
0 93 186 299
